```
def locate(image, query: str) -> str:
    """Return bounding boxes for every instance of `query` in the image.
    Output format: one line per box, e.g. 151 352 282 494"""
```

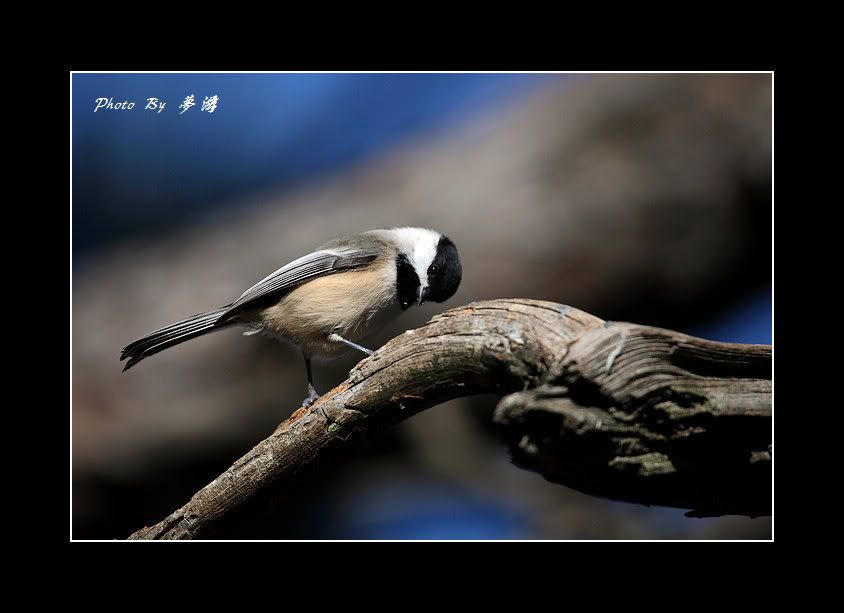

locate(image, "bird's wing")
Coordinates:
217 248 379 322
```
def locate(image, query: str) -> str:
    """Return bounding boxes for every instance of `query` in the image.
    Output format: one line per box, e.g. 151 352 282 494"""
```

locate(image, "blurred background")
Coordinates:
72 73 772 540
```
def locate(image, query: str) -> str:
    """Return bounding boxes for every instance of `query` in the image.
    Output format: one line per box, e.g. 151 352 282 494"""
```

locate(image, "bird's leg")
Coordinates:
328 332 374 356
302 352 320 409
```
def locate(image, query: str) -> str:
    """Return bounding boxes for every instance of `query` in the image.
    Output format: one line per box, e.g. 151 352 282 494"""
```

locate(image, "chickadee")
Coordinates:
120 227 462 407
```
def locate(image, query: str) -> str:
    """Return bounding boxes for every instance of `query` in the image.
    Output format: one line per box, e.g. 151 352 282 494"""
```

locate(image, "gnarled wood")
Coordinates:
494 322 771 518
129 299 771 539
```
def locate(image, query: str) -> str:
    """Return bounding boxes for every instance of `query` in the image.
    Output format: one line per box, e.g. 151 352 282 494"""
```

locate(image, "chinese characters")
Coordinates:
93 95 220 115
179 95 195 114
179 94 218 114
200 95 218 113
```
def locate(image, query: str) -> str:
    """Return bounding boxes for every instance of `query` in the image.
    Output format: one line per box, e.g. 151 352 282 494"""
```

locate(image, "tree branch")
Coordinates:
128 299 771 539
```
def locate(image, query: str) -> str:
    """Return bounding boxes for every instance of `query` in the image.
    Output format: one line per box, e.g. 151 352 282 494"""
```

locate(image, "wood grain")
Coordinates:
129 299 771 539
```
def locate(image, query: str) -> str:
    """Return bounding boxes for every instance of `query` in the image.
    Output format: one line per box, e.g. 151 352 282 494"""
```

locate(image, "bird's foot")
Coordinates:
302 384 321 409
328 333 374 356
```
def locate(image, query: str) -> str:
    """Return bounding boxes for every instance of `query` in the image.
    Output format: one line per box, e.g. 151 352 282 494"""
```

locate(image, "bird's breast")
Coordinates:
259 256 399 354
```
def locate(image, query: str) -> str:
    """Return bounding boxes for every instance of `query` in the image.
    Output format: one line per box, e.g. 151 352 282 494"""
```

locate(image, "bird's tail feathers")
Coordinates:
120 305 233 371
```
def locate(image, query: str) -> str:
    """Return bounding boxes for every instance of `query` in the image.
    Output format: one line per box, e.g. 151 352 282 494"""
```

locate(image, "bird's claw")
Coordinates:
302 384 321 409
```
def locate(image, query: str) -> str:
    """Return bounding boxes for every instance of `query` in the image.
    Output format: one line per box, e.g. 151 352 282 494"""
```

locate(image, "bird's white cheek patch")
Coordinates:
410 246 437 293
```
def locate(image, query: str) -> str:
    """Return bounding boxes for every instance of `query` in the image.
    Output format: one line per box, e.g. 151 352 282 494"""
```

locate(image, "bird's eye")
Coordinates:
428 264 439 275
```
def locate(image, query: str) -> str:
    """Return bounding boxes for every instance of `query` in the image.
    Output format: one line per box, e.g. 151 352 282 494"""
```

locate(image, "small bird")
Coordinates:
120 227 462 407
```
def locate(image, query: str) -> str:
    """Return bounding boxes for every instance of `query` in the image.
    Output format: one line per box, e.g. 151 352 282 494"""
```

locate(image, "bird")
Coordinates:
120 227 462 407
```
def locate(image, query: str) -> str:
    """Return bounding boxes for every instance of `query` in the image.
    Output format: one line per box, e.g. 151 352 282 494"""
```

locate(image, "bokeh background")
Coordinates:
72 73 772 539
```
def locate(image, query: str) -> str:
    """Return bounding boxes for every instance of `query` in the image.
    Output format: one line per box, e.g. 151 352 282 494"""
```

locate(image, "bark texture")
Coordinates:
129 299 771 539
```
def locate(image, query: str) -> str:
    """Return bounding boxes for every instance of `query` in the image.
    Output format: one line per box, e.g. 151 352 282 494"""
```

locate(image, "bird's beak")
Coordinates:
417 286 430 306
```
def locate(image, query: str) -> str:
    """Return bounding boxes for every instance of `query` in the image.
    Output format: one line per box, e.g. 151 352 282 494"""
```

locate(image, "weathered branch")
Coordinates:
128 299 771 539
